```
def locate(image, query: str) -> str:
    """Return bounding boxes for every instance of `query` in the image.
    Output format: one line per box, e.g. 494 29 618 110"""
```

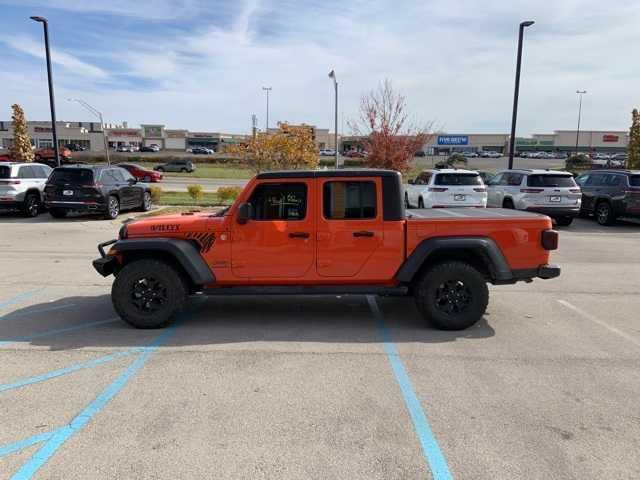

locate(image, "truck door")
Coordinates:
231 180 315 278
316 178 383 277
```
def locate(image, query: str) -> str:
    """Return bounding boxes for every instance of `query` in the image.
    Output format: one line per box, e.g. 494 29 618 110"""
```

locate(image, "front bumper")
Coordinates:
92 239 118 276
524 206 580 218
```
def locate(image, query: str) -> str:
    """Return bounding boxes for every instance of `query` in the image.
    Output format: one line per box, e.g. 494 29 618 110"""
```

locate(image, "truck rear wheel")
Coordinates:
112 259 187 328
414 261 489 330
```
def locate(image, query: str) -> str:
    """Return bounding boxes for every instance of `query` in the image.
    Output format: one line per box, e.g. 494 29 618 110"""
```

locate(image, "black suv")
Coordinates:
575 169 640 225
154 159 196 173
44 165 152 219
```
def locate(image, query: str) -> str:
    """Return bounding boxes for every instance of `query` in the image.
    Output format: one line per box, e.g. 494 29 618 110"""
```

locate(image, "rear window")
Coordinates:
527 174 576 188
0 165 12 179
630 176 640 187
434 173 482 186
49 168 94 184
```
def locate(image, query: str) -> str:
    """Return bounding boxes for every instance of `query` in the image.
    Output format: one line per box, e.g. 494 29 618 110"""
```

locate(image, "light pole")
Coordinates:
508 20 535 170
30 16 60 166
575 90 587 156
262 87 272 131
328 70 339 168
68 98 110 165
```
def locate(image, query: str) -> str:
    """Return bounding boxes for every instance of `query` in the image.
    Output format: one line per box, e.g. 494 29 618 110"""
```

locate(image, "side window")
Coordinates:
576 174 589 186
111 169 126 183
18 165 36 178
586 174 605 186
498 174 510 186
31 165 46 178
605 175 622 187
120 169 135 182
489 173 503 186
507 174 523 186
100 170 116 185
416 173 430 185
248 183 307 221
323 181 376 220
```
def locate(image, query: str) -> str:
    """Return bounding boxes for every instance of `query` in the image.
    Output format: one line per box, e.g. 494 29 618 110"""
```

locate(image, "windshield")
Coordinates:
0 165 12 179
527 174 576 188
434 173 482 186
630 176 640 187
49 168 94 184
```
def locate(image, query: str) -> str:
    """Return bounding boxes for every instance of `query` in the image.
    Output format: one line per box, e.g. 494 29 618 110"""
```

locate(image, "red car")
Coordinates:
117 163 162 182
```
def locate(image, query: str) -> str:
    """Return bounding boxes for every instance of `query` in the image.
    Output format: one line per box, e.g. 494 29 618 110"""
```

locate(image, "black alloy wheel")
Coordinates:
131 276 167 314
434 280 472 315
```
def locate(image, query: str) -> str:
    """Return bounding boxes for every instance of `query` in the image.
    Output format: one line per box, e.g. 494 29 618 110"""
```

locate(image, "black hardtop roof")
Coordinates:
256 169 400 179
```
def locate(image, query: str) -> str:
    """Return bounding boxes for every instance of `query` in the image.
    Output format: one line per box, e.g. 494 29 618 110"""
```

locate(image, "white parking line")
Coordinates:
557 299 640 348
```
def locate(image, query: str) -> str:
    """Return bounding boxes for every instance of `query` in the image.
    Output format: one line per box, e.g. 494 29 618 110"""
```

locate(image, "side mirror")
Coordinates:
408 179 415 185
237 202 253 225
128 178 137 185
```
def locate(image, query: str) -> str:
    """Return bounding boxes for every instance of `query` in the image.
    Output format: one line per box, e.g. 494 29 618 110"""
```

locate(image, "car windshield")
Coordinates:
0 165 12 179
434 173 482 186
527 174 576 188
49 168 94 184
629 176 640 187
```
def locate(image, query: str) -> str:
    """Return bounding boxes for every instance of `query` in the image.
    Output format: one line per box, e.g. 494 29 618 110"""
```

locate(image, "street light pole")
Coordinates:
508 20 535 170
328 70 339 168
30 16 60 166
575 90 587 156
262 87 272 131
68 98 110 165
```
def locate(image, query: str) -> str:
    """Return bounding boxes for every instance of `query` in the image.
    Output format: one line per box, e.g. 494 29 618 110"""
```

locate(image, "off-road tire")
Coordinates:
555 216 573 227
503 198 515 209
112 259 187 329
49 207 67 218
595 201 615 226
414 261 489 330
418 197 425 208
105 195 120 220
22 193 40 217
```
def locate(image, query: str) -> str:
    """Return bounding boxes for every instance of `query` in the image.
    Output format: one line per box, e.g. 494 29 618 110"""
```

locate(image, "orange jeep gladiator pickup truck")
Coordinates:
93 169 560 330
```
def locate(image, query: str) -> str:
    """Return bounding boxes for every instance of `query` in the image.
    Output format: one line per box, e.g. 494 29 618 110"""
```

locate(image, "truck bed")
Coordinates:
406 207 546 220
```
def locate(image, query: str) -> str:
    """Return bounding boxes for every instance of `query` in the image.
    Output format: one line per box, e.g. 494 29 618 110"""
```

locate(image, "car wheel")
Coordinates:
503 198 515 209
156 167 164 172
143 175 151 182
22 193 40 218
418 197 425 209
405 193 411 209
112 259 187 329
555 216 573 227
414 261 489 331
49 208 67 218
105 195 120 220
595 201 615 226
181 168 188 173
139 191 152 212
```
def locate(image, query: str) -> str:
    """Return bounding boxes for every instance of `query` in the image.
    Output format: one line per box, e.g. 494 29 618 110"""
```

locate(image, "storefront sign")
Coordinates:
603 134 619 142
437 135 468 146
144 126 163 137
108 129 140 137
516 138 537 146
189 132 216 139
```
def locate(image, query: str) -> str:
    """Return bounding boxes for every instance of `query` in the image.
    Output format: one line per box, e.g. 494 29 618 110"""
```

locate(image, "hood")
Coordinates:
122 212 227 238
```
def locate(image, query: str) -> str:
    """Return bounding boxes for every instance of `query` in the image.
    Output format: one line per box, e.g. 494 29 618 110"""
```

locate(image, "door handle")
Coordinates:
289 232 310 239
353 231 374 238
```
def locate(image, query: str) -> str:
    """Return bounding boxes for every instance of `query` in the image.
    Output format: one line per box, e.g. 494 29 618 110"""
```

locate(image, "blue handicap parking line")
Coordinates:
0 430 61 458
0 290 43 312
367 295 453 480
8 324 178 480
0 318 118 347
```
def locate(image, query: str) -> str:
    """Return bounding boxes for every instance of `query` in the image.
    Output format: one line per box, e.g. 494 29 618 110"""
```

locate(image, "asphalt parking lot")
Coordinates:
1 214 639 479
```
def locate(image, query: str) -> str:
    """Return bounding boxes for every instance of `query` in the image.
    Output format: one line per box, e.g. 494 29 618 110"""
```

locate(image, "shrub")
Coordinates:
217 186 242 203
565 154 591 170
187 184 204 202
148 185 162 203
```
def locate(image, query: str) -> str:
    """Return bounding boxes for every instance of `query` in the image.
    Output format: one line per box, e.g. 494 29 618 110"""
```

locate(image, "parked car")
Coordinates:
480 151 501 158
34 147 72 163
116 145 135 153
462 151 479 158
44 165 152 219
92 169 560 330
65 143 87 152
344 150 365 158
414 150 426 157
139 145 160 153
154 159 196 173
117 163 163 182
320 149 336 156
0 162 53 217
486 169 581 226
405 169 487 209
575 169 640 225
190 146 213 155
478 171 495 184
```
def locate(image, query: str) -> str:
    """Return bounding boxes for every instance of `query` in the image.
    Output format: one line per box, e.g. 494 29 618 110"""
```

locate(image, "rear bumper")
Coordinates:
524 206 580 217
508 264 561 282
45 200 107 212
0 200 23 209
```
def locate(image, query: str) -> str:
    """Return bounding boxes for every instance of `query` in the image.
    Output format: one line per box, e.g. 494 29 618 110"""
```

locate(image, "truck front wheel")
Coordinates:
414 261 489 330
112 259 187 329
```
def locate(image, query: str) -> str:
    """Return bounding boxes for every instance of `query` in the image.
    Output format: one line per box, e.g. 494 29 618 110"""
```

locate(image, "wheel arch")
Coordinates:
395 236 512 284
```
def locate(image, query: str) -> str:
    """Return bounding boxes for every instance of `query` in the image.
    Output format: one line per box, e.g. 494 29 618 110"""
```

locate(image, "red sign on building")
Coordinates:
603 134 619 142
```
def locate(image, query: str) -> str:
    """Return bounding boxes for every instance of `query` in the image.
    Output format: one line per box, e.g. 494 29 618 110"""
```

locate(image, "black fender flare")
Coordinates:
395 236 512 283
113 238 215 285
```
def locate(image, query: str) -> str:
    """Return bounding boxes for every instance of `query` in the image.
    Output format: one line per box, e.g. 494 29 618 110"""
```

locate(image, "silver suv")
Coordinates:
486 169 581 226
0 162 53 217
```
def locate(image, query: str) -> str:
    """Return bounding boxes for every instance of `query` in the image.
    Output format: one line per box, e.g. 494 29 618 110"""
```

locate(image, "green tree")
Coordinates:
628 108 640 169
9 104 34 162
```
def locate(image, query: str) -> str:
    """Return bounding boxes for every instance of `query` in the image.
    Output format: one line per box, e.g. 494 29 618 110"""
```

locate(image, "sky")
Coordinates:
0 0 639 136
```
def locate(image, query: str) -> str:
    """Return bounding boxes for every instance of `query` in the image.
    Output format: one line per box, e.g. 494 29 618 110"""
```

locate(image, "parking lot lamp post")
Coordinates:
68 98 110 165
262 87 272 132
30 16 60 167
328 70 339 168
508 20 535 170
575 90 587 156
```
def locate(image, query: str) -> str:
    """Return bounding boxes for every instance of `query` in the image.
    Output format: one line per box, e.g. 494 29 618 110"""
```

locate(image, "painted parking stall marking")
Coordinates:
0 290 43 312
367 295 453 480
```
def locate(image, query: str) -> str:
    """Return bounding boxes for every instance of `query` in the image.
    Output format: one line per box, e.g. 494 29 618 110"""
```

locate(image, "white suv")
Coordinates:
0 162 53 217
405 169 487 208
486 169 581 226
